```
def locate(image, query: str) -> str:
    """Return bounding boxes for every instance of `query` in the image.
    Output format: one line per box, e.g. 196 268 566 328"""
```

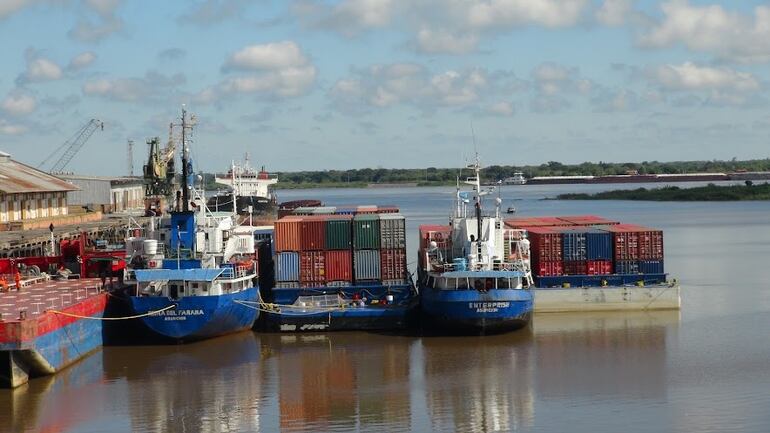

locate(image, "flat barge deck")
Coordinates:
0 277 107 388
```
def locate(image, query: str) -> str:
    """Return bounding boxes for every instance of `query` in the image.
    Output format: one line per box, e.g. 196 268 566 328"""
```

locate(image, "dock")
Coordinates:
0 277 108 388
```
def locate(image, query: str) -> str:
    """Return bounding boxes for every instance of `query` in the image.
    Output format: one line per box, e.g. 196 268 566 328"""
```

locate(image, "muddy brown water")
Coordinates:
2 183 769 433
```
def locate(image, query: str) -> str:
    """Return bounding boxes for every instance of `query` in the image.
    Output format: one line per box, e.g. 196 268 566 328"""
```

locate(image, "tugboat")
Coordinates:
207 155 278 216
417 155 534 334
121 108 260 342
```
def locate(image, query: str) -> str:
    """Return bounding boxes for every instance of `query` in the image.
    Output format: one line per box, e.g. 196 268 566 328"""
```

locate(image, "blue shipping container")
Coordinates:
638 260 664 274
615 260 640 274
585 230 613 260
562 230 587 261
275 252 300 282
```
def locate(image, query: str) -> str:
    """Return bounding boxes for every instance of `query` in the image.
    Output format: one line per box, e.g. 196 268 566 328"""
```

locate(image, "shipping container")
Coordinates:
274 217 302 252
615 260 640 274
379 214 406 249
298 216 326 251
335 207 357 215
636 227 664 260
601 224 640 261
505 216 575 228
557 215 621 226
325 215 353 250
375 205 400 214
300 251 326 283
586 260 613 275
638 260 664 274
354 249 381 281
275 251 300 282
560 228 587 261
533 260 563 277
353 214 380 249
380 248 407 281
325 250 353 282
524 226 563 262
585 230 613 260
418 224 452 270
563 260 587 275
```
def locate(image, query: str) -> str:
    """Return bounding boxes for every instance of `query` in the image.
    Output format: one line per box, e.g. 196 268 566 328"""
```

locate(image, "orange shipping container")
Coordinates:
274 216 302 252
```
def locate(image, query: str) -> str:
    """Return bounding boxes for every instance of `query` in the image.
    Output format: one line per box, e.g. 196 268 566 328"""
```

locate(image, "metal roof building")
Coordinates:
0 151 78 224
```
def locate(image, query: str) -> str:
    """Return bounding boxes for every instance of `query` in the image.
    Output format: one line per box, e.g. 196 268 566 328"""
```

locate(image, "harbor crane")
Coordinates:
38 119 104 173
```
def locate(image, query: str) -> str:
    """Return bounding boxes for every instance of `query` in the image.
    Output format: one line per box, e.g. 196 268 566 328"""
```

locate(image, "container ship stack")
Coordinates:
261 205 418 332
504 215 679 312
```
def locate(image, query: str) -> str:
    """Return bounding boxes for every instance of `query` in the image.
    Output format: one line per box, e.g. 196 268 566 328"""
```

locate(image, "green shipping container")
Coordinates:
353 214 380 250
325 217 352 250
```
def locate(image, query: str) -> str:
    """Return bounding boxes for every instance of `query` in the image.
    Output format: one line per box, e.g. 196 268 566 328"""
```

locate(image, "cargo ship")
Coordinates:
259 206 418 332
208 157 278 216
504 215 681 312
417 156 534 334
119 108 261 342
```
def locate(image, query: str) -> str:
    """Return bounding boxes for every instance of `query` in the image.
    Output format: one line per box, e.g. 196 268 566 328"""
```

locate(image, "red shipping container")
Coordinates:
586 260 612 275
524 226 563 262
299 215 327 251
557 215 621 226
325 250 352 282
636 227 664 260
533 260 563 277
381 248 407 281
300 251 326 283
505 216 576 228
375 205 400 214
563 260 587 275
274 216 302 252
419 225 452 249
602 224 640 261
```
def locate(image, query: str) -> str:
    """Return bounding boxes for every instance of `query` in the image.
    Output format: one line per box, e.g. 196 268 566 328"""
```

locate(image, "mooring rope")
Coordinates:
48 304 177 320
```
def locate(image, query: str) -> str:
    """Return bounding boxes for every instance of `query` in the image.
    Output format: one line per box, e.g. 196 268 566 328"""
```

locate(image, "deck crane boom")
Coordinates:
39 119 104 173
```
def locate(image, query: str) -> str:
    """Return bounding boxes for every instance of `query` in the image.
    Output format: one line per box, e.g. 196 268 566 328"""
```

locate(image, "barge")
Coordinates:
0 277 108 388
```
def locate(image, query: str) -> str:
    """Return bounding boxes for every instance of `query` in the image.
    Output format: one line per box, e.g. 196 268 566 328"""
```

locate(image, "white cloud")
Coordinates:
330 63 521 114
595 0 632 26
465 0 589 29
648 62 759 92
2 93 37 115
487 101 514 116
0 0 36 19
224 41 309 71
18 54 63 83
83 71 186 102
0 119 27 135
219 66 317 97
69 0 123 42
415 28 479 55
179 0 251 26
294 0 395 35
639 1 770 63
68 51 97 71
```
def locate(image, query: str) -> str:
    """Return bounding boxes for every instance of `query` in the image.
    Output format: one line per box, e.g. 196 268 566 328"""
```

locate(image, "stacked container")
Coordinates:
526 227 564 276
353 214 381 282
418 225 452 271
273 209 408 288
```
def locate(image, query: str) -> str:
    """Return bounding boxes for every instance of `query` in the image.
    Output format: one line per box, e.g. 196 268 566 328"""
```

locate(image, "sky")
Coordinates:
0 0 769 175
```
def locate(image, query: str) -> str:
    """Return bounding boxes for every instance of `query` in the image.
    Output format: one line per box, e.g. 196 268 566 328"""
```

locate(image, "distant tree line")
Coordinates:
262 158 770 188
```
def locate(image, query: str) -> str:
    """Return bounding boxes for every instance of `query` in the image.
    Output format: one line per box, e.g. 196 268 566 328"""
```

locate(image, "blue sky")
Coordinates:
1 0 769 175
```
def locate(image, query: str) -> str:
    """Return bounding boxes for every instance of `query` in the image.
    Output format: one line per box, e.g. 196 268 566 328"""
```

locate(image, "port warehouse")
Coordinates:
58 174 144 213
272 206 407 287
0 151 76 225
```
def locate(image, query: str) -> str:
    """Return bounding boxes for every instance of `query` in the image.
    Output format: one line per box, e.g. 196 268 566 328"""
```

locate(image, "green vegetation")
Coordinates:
557 183 770 201
268 158 770 189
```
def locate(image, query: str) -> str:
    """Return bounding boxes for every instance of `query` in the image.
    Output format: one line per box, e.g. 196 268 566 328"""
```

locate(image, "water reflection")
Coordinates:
103 331 264 433
421 332 536 433
0 352 107 433
263 333 413 433
533 311 680 400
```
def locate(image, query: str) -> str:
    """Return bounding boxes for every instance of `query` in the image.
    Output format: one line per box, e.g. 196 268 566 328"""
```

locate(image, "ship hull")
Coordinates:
1 293 107 388
206 195 276 215
419 287 533 334
128 287 259 342
260 284 417 333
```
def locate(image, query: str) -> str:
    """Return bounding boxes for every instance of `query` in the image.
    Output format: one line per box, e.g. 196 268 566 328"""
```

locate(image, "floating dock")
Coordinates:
0 277 107 388
533 283 681 313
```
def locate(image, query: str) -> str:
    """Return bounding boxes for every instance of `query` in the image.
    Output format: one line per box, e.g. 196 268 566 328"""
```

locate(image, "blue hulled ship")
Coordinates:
417 155 534 334
121 108 260 342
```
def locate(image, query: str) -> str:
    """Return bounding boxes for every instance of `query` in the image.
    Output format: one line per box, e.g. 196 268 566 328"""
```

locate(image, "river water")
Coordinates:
2 183 769 433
